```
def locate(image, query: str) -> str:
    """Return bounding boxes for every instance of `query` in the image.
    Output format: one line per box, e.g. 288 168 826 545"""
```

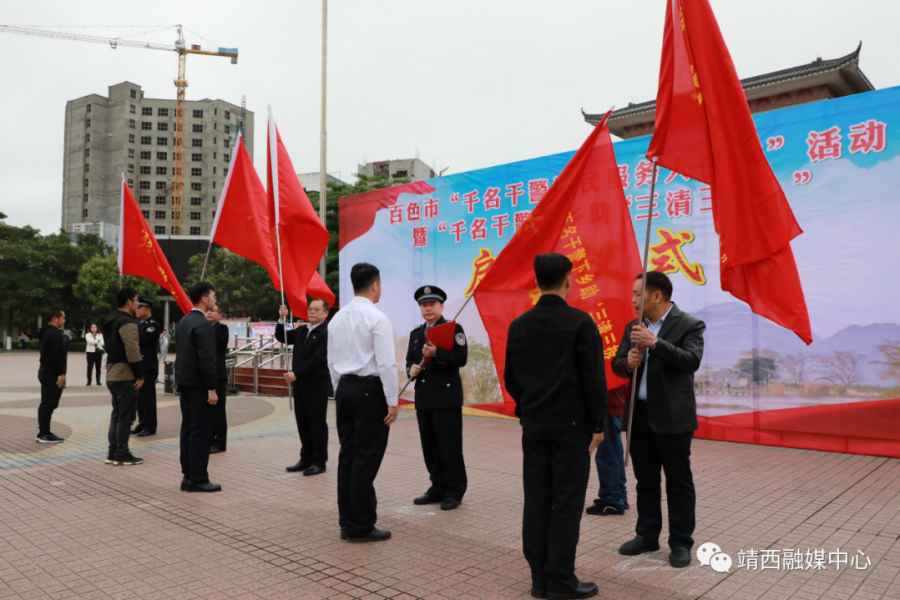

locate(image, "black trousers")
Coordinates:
37 370 64 435
522 426 591 594
629 399 696 549
211 380 228 450
293 380 329 466
179 385 215 485
86 351 103 384
107 380 137 458
336 378 390 537
136 371 158 433
417 407 467 501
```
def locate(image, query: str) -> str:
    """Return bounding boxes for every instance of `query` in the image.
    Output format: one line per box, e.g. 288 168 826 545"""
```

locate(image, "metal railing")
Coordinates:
229 335 292 394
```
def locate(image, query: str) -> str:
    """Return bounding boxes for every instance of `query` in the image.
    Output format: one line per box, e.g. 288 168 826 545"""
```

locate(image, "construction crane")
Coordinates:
0 24 238 235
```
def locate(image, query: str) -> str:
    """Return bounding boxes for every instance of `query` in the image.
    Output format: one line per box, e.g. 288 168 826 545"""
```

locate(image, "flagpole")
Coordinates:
624 156 658 468
118 174 126 290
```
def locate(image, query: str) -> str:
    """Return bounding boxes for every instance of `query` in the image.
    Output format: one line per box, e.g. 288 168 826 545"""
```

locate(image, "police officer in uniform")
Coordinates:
132 297 161 437
405 285 468 511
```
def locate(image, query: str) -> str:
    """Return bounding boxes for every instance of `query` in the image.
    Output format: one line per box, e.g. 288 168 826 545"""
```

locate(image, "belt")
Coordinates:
341 374 380 381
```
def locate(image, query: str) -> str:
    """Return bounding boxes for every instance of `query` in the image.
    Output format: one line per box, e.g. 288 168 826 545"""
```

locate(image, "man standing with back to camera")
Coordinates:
504 253 607 600
613 271 705 569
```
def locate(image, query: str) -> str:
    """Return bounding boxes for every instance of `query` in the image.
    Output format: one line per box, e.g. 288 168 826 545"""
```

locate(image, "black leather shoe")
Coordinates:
547 582 598 600
619 535 660 556
303 465 326 476
347 528 391 543
340 528 347 540
180 477 188 491
130 426 144 435
414 493 443 505
184 481 222 493
669 546 691 568
209 446 224 454
440 498 460 511
531 588 547 599
137 430 155 437
586 502 624 516
286 461 310 473
593 498 630 509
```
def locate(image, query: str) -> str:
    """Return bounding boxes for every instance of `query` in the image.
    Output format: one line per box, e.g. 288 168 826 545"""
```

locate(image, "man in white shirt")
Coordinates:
327 263 400 543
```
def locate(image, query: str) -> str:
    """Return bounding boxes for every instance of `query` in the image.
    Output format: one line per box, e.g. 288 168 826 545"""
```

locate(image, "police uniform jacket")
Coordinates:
213 322 229 382
139 317 163 374
405 317 468 410
275 322 333 396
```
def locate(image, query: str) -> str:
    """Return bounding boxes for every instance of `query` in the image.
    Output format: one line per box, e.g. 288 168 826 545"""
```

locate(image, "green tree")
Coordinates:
735 348 780 386
186 248 281 320
308 173 411 299
73 254 159 326
465 341 502 404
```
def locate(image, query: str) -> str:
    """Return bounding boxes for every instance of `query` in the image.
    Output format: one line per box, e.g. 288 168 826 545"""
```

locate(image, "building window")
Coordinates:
127 164 134 173
223 154 229 163
212 210 216 218
174 152 182 162
190 212 201 221
224 168 228 177
192 153 202 162
157 152 167 160
129 104 134 114
130 89 137 99
83 209 88 218
225 110 231 120
128 149 135 158
84 163 90 172
142 122 152 130
191 197 202 206
214 152 217 159
193 182 202 191
158 108 169 117
223 139 229 149
127 119 135 128
214 108 218 116
85 134 90 143
157 122 168 131
190 226 201 235
156 166 167 175
86 104 92 113
141 107 151 116
85 119 91 128
191 167 202 177
155 181 166 190
214 122 217 130
157 137 168 146
141 210 150 219
154 211 166 220
140 166 150 175
213 137 217 144
139 181 150 190
192 124 203 133
193 109 203 118
192 139 202 147
84 178 89 188
141 136 151 145
154 225 166 235
129 134 135 143
213 166 217 174
155 196 166 205
84 148 90 158
83 194 89 203
128 178 134 187
212 181 216 189
139 196 150 205
140 151 150 159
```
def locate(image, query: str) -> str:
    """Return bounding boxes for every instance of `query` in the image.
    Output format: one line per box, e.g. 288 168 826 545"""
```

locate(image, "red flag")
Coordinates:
117 176 192 314
266 107 330 320
474 114 641 415
647 0 812 344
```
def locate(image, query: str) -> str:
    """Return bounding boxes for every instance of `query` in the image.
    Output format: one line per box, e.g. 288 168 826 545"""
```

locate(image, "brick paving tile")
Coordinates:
2 351 900 598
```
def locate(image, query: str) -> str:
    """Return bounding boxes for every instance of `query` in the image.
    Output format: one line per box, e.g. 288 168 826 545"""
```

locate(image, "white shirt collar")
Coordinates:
307 321 323 332
645 304 674 328
191 308 205 314
352 296 375 307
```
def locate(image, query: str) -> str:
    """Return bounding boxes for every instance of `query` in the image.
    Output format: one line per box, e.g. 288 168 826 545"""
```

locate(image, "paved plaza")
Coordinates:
1 351 899 600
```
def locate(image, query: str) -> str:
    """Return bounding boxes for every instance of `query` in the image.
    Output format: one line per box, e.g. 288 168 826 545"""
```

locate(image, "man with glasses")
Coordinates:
276 298 333 476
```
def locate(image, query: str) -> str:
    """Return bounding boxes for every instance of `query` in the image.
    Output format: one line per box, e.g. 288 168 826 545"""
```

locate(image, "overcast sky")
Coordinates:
2 0 898 234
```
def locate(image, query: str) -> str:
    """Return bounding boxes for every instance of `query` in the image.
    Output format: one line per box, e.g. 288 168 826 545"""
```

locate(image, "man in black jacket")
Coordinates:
132 297 161 437
504 253 606 600
405 285 468 510
612 271 705 569
36 308 68 444
276 298 332 476
207 305 229 453
103 288 146 466
175 282 220 492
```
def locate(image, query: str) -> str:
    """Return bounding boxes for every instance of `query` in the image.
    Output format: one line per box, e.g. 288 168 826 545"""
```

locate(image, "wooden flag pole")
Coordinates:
624 157 659 468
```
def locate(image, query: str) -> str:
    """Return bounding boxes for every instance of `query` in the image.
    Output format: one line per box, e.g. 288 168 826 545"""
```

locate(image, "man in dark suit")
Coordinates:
207 305 229 454
132 297 161 437
504 253 607 600
174 282 221 492
276 298 332 475
405 285 468 511
612 271 705 568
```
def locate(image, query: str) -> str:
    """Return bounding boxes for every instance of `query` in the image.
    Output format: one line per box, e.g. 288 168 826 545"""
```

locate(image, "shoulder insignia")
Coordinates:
455 333 466 346
411 324 424 333
146 327 156 333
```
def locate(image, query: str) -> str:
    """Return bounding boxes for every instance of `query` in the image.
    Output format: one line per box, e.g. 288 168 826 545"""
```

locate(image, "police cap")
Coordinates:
137 297 155 308
414 285 447 304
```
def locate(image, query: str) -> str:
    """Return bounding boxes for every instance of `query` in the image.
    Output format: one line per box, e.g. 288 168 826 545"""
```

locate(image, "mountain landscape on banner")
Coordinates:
695 301 900 386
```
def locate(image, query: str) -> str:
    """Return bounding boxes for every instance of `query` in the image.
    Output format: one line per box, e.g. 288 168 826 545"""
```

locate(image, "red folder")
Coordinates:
423 321 457 363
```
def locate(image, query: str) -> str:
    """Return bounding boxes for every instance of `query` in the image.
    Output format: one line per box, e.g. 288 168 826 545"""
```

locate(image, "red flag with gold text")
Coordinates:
473 114 641 416
117 176 192 314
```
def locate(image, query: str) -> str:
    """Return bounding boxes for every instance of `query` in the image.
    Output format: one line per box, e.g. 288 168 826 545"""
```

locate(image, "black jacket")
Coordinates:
214 322 229 381
37 325 67 376
103 310 145 381
504 294 607 433
405 317 468 410
275 321 332 395
138 317 162 374
611 303 705 435
174 309 218 390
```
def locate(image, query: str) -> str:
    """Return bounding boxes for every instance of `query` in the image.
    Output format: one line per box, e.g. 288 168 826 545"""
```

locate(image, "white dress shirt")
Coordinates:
327 296 399 406
637 304 673 401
